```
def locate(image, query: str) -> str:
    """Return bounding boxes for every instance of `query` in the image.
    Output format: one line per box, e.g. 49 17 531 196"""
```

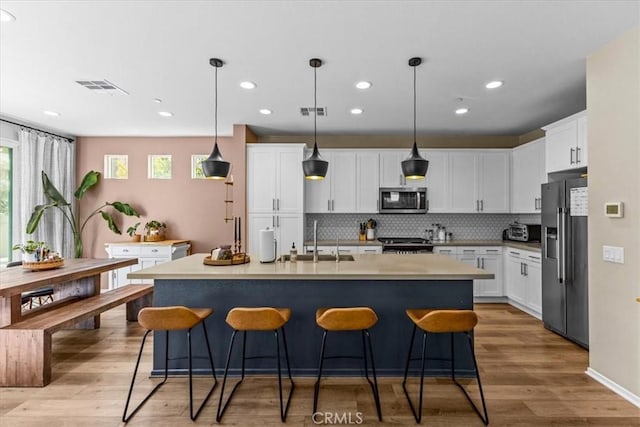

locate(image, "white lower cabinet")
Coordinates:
434 246 504 300
105 241 190 288
505 248 542 319
358 246 382 254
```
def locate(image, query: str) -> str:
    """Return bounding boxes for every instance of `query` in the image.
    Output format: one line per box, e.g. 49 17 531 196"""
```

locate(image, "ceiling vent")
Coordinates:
75 79 129 95
300 107 327 116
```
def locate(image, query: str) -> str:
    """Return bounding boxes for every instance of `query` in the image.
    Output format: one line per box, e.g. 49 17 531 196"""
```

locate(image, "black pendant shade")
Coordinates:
203 57 230 179
302 142 328 180
202 143 230 179
302 58 328 180
402 141 429 179
402 57 429 180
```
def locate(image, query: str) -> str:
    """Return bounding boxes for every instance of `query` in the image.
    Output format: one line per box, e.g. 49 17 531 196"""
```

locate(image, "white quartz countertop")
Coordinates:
127 253 494 281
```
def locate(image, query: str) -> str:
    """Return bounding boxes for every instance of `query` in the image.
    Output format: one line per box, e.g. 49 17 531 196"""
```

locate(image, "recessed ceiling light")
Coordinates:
259 109 272 115
350 108 364 115
485 80 504 89
154 98 162 103
240 81 256 89
455 108 469 115
158 111 173 117
355 81 372 90
0 9 16 22
43 110 60 117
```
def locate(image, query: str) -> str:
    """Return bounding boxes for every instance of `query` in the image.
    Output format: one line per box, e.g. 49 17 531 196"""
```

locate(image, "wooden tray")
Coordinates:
203 254 250 266
22 259 64 271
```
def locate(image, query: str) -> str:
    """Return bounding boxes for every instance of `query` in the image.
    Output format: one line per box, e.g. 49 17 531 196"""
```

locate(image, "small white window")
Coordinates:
191 154 208 179
148 155 172 179
104 155 128 179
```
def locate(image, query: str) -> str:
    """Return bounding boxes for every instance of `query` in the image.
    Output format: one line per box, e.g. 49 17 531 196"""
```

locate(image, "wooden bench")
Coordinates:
0 284 153 387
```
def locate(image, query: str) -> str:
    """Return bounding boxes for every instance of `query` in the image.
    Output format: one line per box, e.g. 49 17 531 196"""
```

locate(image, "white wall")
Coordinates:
586 27 640 402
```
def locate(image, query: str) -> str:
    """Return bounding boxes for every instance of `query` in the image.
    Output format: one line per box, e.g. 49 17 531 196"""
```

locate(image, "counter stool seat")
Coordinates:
313 307 382 421
402 309 488 425
123 306 217 422
217 307 295 422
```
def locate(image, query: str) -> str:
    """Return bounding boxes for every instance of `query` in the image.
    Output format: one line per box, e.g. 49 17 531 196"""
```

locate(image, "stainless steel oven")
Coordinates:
379 187 427 214
378 237 433 254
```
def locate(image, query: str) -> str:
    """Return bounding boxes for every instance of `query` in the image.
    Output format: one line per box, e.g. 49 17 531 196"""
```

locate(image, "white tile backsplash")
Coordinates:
306 213 540 240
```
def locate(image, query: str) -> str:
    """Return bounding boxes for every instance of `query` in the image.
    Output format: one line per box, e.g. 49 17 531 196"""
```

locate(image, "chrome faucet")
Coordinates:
313 220 318 263
335 235 340 263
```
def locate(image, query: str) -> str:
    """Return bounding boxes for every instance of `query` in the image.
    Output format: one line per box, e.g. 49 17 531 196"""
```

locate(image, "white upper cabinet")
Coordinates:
422 150 449 212
247 144 305 214
511 138 546 213
543 110 587 173
356 151 380 213
379 150 426 188
305 150 357 213
448 150 510 213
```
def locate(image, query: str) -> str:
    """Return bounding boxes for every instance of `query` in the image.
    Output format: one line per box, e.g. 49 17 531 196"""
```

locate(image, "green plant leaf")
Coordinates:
26 203 57 234
100 211 122 234
74 170 100 199
41 171 69 206
109 202 140 217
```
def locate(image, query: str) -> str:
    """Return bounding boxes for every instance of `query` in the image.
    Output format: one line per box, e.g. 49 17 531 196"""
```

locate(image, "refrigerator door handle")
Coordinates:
557 209 563 283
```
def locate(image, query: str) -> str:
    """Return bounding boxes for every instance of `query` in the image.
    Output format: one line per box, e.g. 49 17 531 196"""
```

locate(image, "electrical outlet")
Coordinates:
602 245 625 264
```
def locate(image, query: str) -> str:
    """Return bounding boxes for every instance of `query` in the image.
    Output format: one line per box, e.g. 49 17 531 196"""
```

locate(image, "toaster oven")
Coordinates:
506 223 541 242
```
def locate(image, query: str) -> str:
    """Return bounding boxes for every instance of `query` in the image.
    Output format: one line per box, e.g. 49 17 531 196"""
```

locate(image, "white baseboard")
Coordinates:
586 367 640 408
507 299 542 320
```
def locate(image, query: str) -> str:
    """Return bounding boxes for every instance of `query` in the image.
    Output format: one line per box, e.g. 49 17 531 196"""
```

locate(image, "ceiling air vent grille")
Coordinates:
300 107 327 116
75 79 129 95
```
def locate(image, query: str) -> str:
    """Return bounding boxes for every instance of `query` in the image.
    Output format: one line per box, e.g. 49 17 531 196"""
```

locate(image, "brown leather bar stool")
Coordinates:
314 307 382 421
402 309 488 425
122 306 217 422
216 307 295 422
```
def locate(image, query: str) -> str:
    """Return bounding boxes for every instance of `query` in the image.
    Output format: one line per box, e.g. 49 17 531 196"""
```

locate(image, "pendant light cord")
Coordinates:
214 64 218 145
413 64 417 144
314 65 317 146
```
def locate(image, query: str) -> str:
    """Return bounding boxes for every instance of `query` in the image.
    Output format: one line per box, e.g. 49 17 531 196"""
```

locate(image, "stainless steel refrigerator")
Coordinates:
541 177 589 348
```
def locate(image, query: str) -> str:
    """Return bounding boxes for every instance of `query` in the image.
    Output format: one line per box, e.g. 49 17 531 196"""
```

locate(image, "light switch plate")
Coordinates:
602 245 625 264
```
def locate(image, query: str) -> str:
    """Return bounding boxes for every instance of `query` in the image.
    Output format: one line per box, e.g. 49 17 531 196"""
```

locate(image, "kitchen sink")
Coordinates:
278 254 355 262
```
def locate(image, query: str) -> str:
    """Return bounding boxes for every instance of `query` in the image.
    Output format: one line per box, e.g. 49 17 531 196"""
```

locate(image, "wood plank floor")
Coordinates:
1 303 638 426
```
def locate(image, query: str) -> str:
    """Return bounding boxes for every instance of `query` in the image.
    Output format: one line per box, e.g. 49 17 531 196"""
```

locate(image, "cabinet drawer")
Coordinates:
110 246 141 256
359 246 382 254
140 246 172 257
478 247 502 255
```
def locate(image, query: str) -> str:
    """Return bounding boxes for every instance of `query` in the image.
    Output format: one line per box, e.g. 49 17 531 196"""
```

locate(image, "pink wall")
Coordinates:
75 125 247 258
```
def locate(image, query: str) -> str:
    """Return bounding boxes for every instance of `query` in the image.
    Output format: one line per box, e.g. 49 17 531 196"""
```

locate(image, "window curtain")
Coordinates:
15 130 76 258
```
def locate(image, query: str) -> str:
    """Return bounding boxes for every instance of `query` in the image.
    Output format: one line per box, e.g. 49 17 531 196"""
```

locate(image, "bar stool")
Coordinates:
314 307 382 421
402 309 488 425
6 261 55 310
216 307 295 422
122 306 217 422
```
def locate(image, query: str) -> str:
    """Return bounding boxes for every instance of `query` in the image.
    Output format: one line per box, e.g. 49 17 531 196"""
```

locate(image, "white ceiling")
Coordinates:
0 1 638 138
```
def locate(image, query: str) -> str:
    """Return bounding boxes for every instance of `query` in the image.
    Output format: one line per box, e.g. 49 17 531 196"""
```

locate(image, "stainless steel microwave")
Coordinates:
379 187 427 214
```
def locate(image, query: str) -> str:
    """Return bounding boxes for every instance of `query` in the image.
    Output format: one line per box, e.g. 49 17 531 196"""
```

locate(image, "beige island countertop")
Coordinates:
128 253 493 281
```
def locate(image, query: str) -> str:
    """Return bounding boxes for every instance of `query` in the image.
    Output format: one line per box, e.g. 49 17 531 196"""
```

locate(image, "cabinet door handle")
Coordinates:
576 147 581 164
481 258 485 269
277 216 280 227
570 148 575 165
273 198 276 210
123 249 129 253
328 200 331 211
426 199 429 211
480 200 484 211
476 258 480 268
524 263 528 276
332 200 335 211
151 249 158 253
476 200 479 211
364 249 377 253
272 216 275 227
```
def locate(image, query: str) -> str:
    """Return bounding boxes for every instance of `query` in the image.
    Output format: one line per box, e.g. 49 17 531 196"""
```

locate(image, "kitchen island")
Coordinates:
128 253 492 377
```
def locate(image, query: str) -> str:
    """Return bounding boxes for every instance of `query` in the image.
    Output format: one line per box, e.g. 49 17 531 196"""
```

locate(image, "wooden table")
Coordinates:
0 258 138 327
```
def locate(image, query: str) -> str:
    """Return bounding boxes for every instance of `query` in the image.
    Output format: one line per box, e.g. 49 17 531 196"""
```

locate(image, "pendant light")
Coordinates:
401 57 429 180
202 57 230 179
302 58 328 180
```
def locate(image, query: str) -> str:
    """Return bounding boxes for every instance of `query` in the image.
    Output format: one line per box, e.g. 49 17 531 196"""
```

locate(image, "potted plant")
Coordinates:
12 240 50 262
126 222 141 242
26 170 140 258
144 220 166 241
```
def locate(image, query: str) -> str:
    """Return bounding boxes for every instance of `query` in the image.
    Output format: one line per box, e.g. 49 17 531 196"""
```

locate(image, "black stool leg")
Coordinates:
403 330 429 424
275 328 295 421
217 330 246 422
122 330 169 423
452 332 489 425
312 330 328 414
188 321 218 421
363 329 382 421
